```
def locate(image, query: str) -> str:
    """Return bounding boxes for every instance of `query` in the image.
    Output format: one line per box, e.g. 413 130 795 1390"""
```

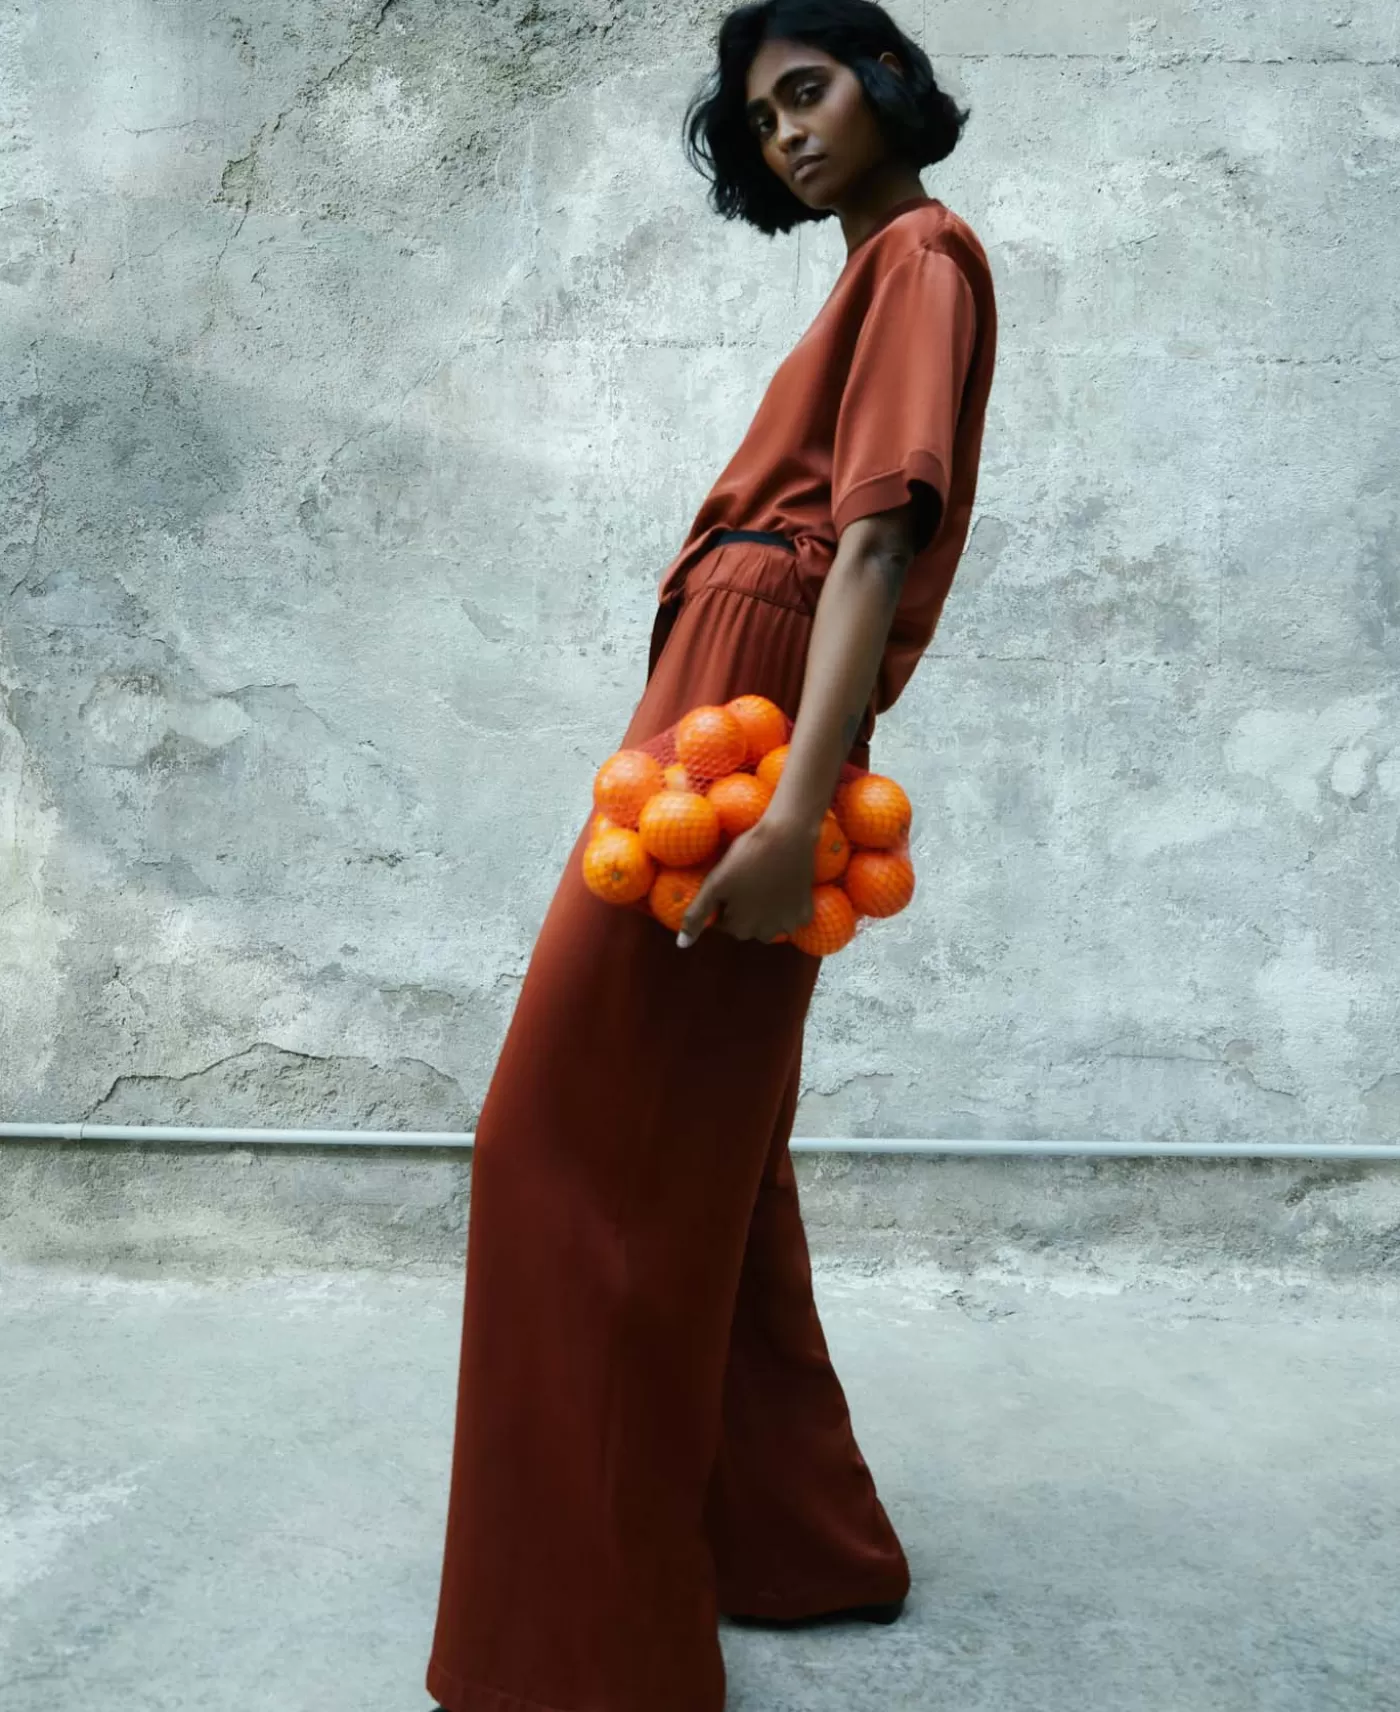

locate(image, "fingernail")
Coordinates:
676 931 693 949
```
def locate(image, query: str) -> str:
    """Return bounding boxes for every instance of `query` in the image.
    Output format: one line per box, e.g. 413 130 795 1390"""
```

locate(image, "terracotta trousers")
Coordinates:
426 533 910 1712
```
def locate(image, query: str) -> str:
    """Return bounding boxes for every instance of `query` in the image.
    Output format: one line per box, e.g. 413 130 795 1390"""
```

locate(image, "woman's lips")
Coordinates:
793 155 824 182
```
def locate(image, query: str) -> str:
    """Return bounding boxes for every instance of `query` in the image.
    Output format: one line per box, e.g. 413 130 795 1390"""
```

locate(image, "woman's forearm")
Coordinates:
765 536 908 838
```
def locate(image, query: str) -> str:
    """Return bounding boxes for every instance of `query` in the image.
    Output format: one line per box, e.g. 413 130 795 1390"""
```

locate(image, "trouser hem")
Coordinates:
717 1570 911 1622
427 1656 579 1712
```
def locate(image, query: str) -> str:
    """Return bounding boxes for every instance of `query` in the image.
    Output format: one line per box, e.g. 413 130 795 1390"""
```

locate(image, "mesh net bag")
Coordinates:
580 695 915 956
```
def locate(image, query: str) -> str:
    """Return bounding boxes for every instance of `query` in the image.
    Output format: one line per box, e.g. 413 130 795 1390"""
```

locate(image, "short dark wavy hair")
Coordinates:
682 0 970 237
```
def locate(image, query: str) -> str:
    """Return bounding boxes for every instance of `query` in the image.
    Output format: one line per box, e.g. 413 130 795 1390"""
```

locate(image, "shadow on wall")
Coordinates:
4 332 433 904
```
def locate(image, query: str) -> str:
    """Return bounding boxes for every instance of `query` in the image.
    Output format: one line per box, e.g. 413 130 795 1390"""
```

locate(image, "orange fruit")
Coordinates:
663 762 692 792
594 749 666 830
835 773 912 849
675 705 748 783
648 866 716 933
582 827 655 905
707 771 772 837
637 790 722 867
755 743 790 792
725 695 789 766
791 884 858 957
844 848 915 918
812 809 850 883
590 811 619 837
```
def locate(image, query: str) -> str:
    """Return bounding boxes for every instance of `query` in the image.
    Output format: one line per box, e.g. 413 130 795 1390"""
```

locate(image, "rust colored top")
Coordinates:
657 193 997 734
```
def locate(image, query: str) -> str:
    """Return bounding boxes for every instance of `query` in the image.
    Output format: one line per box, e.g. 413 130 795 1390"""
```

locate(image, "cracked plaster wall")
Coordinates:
1 1 1399 1148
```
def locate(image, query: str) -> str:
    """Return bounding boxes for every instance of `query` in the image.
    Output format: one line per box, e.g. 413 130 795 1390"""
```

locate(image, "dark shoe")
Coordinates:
725 1594 906 1630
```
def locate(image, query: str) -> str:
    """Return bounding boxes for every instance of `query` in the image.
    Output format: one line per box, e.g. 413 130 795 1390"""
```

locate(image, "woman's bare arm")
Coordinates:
767 507 920 835
678 498 924 946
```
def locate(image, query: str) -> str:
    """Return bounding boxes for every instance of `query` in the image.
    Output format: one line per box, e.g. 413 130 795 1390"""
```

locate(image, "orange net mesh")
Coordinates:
580 695 915 956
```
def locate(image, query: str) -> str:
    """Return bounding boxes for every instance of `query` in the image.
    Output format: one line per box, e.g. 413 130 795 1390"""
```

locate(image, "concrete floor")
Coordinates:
1 1259 1397 1712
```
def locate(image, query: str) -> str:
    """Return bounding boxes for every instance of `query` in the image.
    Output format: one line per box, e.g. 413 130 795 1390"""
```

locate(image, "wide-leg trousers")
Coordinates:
426 533 910 1712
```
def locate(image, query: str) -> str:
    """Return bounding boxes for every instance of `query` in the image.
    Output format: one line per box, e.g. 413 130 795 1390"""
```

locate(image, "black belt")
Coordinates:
713 528 797 554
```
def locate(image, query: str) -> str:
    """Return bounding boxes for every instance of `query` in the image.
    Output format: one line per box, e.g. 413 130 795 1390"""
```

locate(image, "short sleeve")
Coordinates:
830 245 978 554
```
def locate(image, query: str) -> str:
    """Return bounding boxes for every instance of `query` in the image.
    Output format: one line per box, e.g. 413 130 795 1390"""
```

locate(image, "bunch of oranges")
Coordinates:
582 694 915 957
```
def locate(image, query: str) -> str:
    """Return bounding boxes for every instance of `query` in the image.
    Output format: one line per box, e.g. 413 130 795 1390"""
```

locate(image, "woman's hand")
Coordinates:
673 507 921 949
676 811 820 947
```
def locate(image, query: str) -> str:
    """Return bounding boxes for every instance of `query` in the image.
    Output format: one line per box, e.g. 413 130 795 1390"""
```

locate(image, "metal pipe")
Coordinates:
2 1122 1398 1160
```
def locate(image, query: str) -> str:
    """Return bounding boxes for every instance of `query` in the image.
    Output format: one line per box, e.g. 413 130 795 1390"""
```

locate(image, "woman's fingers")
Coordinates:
677 870 724 948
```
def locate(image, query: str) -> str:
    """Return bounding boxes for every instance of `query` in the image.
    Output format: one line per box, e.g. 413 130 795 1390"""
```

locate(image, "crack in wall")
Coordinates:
1101 1049 1300 1101
9 343 48 599
316 334 469 485
88 1039 467 1122
215 0 409 228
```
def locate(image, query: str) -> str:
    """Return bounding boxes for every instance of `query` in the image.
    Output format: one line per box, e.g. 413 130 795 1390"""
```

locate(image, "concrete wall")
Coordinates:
2 1 1398 1149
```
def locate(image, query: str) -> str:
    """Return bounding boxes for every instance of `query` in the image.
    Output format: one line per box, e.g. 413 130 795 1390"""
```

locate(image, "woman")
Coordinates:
426 4 997 1709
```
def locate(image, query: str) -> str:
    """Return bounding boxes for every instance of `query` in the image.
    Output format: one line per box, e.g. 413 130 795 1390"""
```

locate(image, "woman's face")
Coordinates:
744 38 903 207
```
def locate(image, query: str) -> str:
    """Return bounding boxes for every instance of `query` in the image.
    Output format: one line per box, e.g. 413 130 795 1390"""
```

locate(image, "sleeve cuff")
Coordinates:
831 448 951 543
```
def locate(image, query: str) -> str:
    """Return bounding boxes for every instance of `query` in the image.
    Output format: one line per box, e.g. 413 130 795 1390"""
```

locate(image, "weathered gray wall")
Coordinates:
2 1 1398 1145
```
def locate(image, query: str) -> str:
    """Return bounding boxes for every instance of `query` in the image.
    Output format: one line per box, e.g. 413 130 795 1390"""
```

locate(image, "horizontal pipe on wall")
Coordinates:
1 1123 1399 1160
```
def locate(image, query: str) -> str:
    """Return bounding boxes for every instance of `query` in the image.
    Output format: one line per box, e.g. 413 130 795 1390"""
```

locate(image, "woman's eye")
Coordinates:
754 84 822 134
